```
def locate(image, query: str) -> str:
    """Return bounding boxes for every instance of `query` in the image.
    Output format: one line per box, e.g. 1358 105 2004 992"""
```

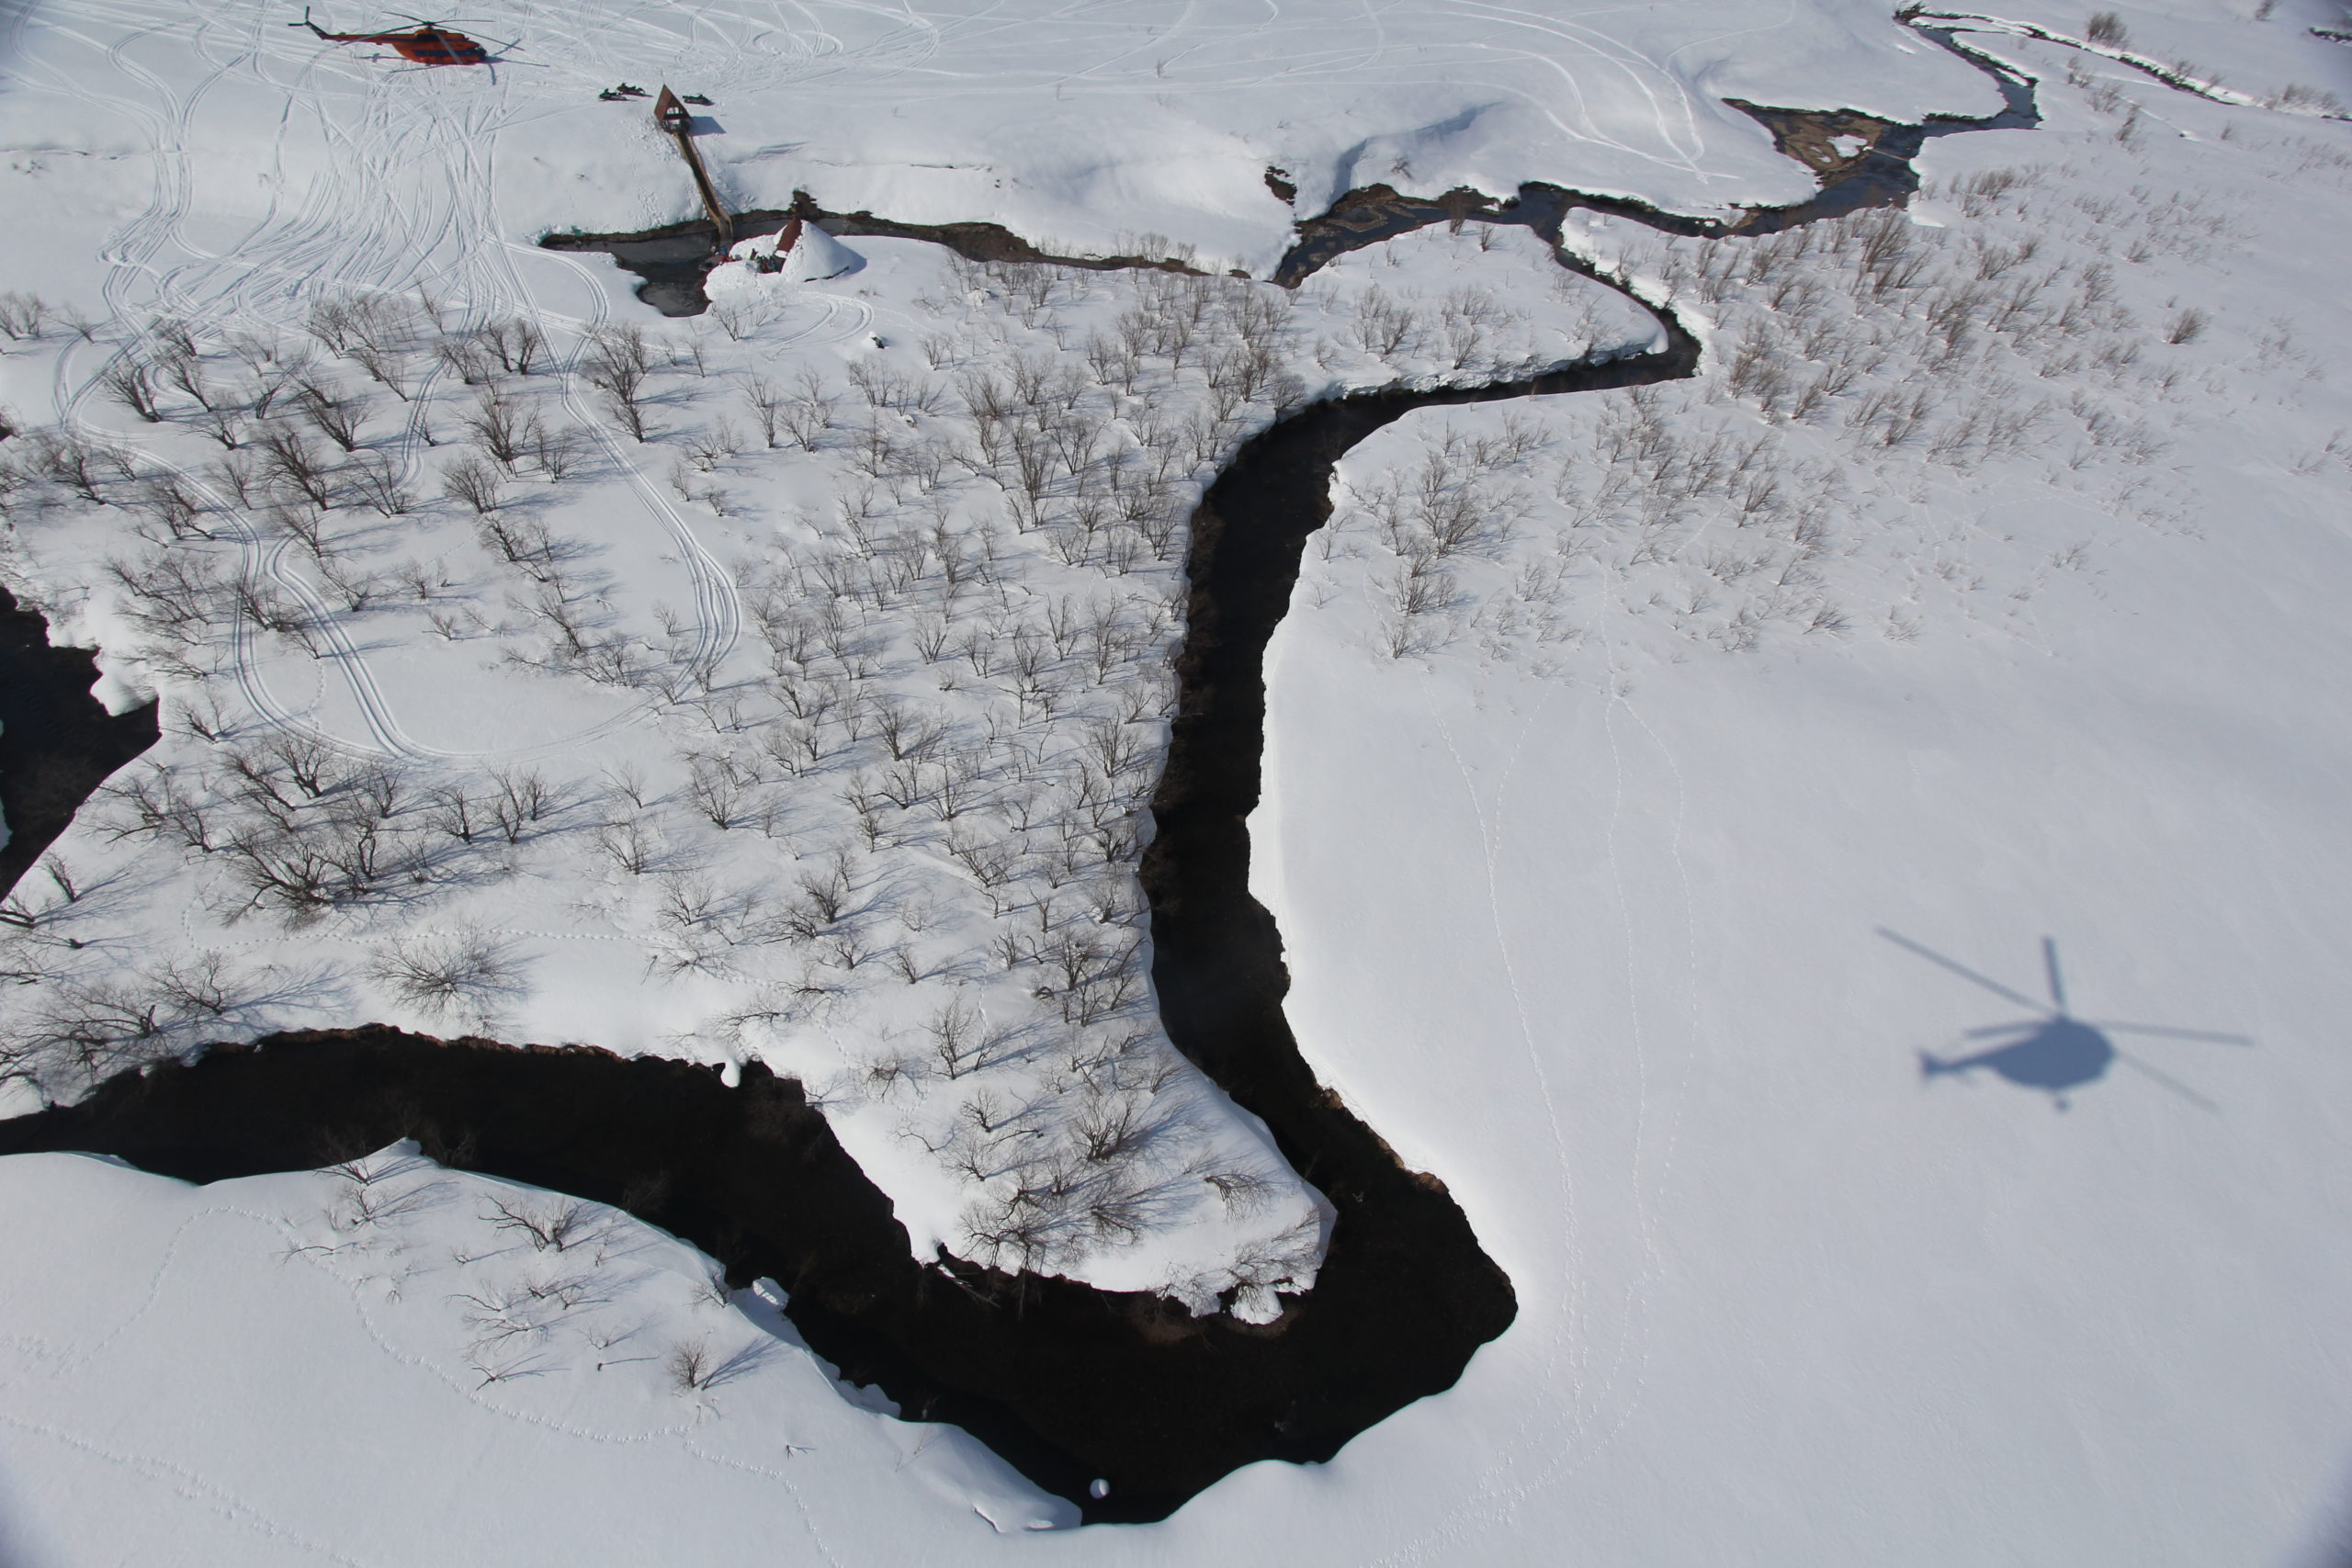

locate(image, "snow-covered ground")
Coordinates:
0 1145 1080 1562
2 0 2350 1560
1254 27 2352 1568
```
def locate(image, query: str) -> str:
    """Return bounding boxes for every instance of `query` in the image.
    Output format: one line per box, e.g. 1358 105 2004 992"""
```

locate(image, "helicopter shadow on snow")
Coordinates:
1878 930 2254 1111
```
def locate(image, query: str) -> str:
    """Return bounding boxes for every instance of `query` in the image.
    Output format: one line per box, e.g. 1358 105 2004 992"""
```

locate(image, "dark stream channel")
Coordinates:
0 26 2035 1525
543 25 2033 314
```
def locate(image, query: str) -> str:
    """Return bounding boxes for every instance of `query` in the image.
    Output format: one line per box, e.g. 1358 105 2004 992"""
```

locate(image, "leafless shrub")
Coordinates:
367 930 524 1022
1352 285 1420 357
442 453 506 513
0 291 52 340
462 390 531 468
99 360 164 423
256 425 335 508
485 1194 589 1252
482 317 545 375
582 325 655 440
295 379 368 452
924 997 988 1079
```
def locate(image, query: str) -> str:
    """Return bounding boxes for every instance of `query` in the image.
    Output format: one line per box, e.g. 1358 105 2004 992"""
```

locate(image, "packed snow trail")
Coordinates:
20 0 747 762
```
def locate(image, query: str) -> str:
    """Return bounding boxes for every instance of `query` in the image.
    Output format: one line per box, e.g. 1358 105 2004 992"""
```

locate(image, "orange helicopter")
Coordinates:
288 7 494 66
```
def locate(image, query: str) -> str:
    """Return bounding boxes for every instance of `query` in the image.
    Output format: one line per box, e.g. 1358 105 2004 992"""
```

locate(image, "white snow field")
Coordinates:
1 0 2349 1559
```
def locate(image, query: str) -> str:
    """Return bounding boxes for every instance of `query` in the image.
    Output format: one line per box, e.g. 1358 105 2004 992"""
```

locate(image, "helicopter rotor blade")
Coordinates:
2114 1052 2221 1112
2042 936 2067 1013
1876 929 2048 1013
2086 1021 2255 1045
1961 1021 2042 1040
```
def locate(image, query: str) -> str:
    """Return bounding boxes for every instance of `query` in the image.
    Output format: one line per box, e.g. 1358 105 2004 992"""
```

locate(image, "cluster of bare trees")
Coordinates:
0 848 284 1103
0 288 617 691
940 1014 1309 1288
8 243 1357 1299
1282 224 1629 381
0 290 60 342
1338 420 1542 657
571 253 1351 1292
291 1149 774 1403
96 729 561 945
1324 141 2252 688
1624 187 2201 478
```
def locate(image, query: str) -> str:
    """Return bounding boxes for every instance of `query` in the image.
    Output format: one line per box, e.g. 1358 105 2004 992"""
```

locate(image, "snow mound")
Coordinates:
709 225 865 299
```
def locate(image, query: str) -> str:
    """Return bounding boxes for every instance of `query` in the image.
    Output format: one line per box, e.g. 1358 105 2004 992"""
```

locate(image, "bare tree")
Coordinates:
925 997 987 1079
0 291 51 340
484 1194 589 1252
99 360 164 423
531 423 588 480
130 474 209 541
442 453 506 513
482 317 545 375
779 367 832 451
462 390 531 468
738 373 785 447
296 379 368 452
685 754 749 829
487 767 555 843
582 325 654 441
351 452 413 515
436 335 495 386
194 398 247 449
256 425 335 509
1352 285 1420 357
367 929 523 1022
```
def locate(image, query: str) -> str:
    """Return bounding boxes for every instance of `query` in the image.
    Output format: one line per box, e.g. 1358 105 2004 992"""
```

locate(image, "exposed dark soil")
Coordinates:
0 585 159 897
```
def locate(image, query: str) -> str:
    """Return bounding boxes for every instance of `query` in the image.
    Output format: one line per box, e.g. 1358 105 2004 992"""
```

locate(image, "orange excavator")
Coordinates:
288 8 492 66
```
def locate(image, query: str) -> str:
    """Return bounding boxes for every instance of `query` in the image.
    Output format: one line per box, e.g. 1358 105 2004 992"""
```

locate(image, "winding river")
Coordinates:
0 30 2040 1522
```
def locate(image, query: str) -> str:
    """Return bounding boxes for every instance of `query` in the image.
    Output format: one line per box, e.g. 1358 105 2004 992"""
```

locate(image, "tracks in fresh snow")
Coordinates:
26 0 745 765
